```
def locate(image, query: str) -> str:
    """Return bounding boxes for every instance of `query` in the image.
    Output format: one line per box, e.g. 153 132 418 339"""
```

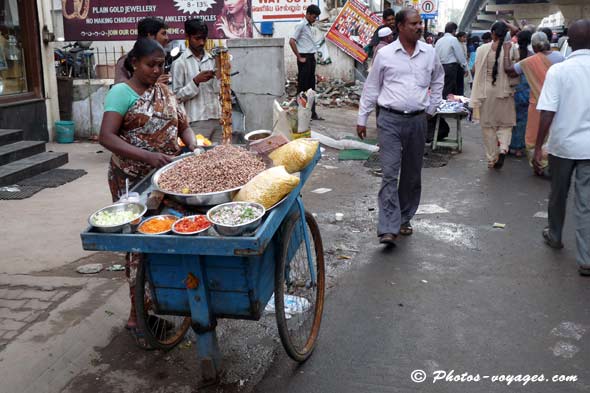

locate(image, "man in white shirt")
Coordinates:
435 22 467 99
534 19 590 276
357 8 444 246
171 19 221 142
290 5 322 120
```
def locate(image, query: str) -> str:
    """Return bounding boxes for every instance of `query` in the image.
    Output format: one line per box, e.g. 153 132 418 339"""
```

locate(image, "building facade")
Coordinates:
0 0 58 141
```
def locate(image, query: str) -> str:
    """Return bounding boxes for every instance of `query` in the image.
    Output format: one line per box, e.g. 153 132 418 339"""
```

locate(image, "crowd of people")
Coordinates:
359 9 590 279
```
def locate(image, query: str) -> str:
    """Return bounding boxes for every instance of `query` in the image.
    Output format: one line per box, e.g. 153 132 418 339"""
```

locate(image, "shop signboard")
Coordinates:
325 0 381 63
61 0 254 40
419 0 438 20
251 0 320 23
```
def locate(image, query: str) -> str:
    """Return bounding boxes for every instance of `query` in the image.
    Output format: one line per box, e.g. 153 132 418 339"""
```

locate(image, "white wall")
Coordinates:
270 21 354 82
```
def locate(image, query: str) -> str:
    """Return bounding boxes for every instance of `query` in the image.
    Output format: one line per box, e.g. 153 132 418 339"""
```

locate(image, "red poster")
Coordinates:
62 0 253 41
325 0 381 63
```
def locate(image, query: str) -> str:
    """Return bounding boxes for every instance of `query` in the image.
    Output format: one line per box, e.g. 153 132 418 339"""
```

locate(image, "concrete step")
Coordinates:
0 152 69 187
0 141 46 166
0 129 24 146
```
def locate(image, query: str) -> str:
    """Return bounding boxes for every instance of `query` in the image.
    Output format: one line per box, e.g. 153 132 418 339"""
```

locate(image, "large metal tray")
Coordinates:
151 157 242 206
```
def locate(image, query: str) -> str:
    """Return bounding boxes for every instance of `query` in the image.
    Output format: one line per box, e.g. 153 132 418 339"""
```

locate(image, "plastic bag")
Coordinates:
294 89 316 139
310 131 379 152
316 38 332 65
272 100 293 140
234 166 300 209
268 139 319 174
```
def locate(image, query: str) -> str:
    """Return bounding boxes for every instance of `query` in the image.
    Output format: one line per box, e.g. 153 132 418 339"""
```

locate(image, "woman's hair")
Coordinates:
517 30 532 60
490 21 509 86
124 38 165 74
531 31 550 52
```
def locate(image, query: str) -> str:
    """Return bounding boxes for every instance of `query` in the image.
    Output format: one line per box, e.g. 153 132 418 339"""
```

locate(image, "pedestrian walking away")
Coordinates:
357 8 444 246
470 21 516 169
504 30 533 159
435 22 467 99
290 5 323 120
456 31 469 95
534 19 590 276
503 31 564 175
171 19 222 142
433 22 467 141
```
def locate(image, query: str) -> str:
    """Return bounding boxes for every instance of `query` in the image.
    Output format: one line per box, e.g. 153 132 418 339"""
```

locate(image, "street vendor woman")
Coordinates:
99 38 197 345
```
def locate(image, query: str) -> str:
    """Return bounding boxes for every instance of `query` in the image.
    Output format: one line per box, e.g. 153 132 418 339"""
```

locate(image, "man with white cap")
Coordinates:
372 27 395 64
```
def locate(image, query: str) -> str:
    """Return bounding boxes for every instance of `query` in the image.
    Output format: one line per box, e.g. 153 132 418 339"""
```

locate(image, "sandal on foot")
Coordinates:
400 223 413 236
578 266 590 277
493 153 506 169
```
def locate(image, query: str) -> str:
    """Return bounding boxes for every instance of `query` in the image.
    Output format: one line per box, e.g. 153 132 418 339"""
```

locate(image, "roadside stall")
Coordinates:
80 134 325 384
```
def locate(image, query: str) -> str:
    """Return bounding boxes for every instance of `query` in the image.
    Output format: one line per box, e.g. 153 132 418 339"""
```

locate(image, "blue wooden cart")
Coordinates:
81 150 325 383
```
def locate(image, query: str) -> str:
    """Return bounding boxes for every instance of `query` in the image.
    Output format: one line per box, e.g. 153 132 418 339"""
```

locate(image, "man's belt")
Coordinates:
379 106 425 117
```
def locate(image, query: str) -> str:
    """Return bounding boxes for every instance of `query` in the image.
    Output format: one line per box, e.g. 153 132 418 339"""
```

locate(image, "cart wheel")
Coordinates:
136 259 191 350
275 210 325 362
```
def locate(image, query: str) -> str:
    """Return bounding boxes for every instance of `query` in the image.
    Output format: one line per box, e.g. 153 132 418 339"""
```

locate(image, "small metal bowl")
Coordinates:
171 215 212 236
244 130 272 142
207 202 265 237
137 215 178 235
89 202 147 233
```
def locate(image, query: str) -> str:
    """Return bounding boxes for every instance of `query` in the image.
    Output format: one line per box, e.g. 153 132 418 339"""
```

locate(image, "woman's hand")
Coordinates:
145 151 173 168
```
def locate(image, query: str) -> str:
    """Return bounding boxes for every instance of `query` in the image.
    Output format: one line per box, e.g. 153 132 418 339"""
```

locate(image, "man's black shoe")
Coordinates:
543 227 564 249
379 233 397 245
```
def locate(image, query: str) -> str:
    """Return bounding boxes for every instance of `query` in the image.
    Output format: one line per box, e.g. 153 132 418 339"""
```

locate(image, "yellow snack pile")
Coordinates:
234 166 300 209
268 139 319 173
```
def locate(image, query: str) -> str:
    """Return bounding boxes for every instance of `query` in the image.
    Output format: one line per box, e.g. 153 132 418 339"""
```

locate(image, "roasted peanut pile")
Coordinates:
157 145 266 194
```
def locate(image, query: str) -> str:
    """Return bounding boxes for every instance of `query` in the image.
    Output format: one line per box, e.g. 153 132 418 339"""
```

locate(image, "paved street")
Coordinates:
255 117 590 392
1 107 588 392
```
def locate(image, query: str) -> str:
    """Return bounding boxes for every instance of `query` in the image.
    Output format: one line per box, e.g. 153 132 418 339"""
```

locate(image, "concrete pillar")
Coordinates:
552 0 590 24
226 38 285 132
37 0 60 142
486 3 560 27
476 13 496 23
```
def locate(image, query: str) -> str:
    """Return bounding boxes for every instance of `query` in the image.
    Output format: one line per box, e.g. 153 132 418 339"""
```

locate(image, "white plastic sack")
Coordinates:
264 294 312 319
310 131 379 152
295 89 316 138
316 38 332 65
272 100 293 140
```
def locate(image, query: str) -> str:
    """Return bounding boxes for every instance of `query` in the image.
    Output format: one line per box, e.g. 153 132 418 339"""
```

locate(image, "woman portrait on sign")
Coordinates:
215 0 253 39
